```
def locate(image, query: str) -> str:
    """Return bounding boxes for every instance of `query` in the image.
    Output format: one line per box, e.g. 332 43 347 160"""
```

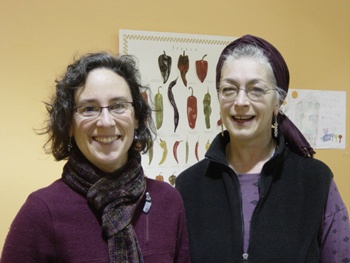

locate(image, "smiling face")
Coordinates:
219 58 279 144
70 68 138 172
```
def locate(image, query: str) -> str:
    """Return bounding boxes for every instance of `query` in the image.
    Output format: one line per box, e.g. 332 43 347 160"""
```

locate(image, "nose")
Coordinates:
96 108 115 126
234 89 249 105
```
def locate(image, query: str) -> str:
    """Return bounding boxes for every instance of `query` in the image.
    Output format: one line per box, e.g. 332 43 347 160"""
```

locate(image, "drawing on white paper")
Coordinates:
281 89 346 149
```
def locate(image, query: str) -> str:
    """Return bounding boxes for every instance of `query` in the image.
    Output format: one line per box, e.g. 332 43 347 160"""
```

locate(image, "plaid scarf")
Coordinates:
62 148 145 263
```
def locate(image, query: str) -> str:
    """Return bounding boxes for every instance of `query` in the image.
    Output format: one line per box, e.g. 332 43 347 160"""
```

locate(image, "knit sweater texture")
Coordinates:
1 178 190 263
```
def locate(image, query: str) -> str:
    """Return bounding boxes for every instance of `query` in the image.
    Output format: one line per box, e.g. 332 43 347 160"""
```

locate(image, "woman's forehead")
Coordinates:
221 58 274 83
74 68 132 101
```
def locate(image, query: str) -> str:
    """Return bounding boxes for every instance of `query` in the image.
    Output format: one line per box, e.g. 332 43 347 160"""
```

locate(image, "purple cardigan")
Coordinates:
1 178 190 263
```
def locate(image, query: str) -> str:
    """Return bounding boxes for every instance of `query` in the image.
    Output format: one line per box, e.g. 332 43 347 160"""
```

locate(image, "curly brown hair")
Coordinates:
39 52 155 161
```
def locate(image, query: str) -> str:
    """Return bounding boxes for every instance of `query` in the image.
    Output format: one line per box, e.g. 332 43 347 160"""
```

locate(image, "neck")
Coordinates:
226 137 276 174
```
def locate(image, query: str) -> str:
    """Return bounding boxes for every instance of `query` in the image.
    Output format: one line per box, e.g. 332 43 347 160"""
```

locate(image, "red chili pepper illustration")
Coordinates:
177 51 189 87
217 118 223 126
141 91 148 104
167 78 179 132
195 54 208 83
195 140 199 161
187 87 197 129
173 140 182 164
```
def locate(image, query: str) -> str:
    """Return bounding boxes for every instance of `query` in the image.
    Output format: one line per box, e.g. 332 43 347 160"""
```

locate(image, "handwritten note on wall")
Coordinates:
281 89 346 149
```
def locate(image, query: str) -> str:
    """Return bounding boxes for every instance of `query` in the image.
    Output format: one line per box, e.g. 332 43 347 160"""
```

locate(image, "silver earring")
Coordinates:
134 131 138 141
68 137 72 152
273 116 278 138
221 124 224 137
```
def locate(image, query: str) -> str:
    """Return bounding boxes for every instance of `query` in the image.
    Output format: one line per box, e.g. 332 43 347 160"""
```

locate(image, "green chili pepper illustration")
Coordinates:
148 144 153 165
185 138 189 164
168 172 177 186
158 51 172 84
155 86 163 129
167 78 179 132
203 87 212 129
158 139 168 165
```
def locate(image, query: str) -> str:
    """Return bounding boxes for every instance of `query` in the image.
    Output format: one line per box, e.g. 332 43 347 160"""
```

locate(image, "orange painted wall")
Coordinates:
1 0 349 252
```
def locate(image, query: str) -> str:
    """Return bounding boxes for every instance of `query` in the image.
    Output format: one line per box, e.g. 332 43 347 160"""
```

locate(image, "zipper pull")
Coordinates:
143 192 152 214
242 252 249 261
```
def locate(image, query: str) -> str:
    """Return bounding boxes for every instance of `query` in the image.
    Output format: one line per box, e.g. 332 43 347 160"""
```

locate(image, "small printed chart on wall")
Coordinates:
119 29 237 185
281 89 346 149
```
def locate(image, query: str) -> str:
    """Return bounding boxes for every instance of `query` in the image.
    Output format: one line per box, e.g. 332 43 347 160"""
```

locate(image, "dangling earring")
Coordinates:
68 137 72 152
272 116 278 138
134 130 142 151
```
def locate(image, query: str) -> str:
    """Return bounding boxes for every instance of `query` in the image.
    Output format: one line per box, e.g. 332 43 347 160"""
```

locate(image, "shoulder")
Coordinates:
176 159 211 183
22 179 86 218
175 158 217 194
284 148 333 178
146 177 182 203
29 179 83 204
144 178 185 216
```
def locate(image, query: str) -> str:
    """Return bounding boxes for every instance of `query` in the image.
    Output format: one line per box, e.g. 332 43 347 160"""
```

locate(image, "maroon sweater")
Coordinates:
1 178 190 263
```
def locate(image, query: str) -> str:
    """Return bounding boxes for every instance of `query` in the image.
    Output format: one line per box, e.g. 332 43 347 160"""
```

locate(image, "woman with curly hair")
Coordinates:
1 52 190 263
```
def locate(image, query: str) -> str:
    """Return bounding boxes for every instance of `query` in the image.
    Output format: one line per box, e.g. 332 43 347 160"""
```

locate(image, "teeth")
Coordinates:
94 136 118 143
234 116 252 120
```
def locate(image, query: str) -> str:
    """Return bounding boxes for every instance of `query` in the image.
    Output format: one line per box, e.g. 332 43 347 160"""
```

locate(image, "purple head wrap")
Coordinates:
216 34 315 157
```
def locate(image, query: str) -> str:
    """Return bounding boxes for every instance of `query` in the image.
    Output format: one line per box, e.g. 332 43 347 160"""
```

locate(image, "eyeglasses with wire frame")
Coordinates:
74 102 134 118
219 86 276 102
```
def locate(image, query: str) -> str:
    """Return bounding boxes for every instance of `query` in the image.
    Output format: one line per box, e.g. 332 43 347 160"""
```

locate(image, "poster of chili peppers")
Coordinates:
119 29 237 186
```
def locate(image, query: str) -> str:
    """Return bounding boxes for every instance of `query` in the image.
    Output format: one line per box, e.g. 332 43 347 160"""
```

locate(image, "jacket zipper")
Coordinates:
146 213 149 242
233 172 249 263
242 176 266 263
143 192 152 243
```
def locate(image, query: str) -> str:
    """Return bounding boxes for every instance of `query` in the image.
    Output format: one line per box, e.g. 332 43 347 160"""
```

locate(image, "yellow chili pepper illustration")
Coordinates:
158 139 168 165
205 139 211 152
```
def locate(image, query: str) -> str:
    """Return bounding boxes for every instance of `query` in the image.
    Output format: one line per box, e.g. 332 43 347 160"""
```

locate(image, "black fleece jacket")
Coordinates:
176 131 332 263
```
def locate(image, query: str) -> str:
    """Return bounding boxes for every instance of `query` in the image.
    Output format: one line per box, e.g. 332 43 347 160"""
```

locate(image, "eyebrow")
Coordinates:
221 78 267 86
76 96 131 105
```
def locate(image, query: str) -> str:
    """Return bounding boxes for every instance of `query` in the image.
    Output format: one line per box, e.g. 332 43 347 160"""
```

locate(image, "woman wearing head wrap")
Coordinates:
176 35 350 262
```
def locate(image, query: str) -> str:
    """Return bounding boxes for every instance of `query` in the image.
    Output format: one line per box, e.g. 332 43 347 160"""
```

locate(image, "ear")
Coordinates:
69 125 74 137
134 118 139 130
273 97 280 116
